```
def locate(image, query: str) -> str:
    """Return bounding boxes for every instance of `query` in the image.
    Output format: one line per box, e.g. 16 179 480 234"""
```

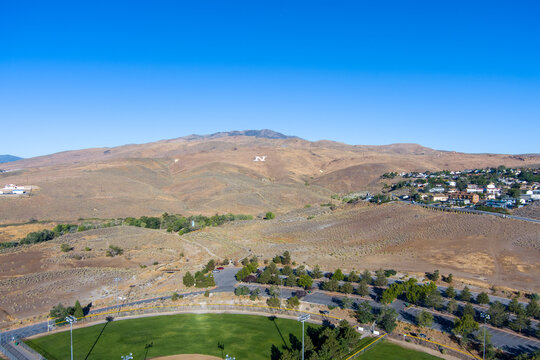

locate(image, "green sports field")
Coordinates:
26 313 319 360
359 340 443 359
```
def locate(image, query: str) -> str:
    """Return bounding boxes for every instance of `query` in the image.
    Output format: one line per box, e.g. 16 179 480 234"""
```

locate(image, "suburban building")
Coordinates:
466 185 483 193
431 194 448 202
448 192 479 204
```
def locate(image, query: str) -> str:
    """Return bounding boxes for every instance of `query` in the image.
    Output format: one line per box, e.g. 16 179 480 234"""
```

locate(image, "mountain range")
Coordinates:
0 155 22 164
0 130 538 223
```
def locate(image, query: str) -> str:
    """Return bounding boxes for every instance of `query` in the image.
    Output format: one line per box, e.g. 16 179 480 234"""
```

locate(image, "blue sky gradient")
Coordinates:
1 1 539 157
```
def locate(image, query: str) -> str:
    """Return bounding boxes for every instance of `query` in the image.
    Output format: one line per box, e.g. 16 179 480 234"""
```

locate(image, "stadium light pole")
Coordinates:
298 314 310 360
121 352 133 360
65 315 77 360
480 312 490 360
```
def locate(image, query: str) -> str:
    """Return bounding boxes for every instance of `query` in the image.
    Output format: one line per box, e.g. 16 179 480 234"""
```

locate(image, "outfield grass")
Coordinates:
26 313 319 360
359 340 443 360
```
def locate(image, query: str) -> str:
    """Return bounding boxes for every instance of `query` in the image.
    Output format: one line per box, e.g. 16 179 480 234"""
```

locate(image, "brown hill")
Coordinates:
1 131 539 223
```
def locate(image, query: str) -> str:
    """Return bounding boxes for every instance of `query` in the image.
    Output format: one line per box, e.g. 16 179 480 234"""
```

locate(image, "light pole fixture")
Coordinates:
298 314 310 360
65 315 77 360
121 353 133 360
480 312 491 360
225 355 236 360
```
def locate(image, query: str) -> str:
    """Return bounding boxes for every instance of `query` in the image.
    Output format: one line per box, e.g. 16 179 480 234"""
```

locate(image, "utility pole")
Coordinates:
480 312 490 360
66 315 77 360
298 314 310 360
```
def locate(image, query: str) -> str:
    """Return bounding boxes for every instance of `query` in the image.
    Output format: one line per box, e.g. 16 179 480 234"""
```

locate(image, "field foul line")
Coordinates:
343 333 387 360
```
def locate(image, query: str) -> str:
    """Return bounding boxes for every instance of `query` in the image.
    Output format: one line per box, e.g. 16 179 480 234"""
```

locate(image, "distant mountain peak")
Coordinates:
0 154 23 164
184 129 300 141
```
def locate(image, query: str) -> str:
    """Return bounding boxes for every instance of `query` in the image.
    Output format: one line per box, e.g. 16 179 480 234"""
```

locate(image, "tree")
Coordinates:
460 287 472 302
285 275 297 287
377 307 398 333
347 271 359 282
249 288 260 301
445 286 456 299
204 259 216 273
234 286 250 296
183 271 195 287
272 255 281 264
331 269 345 281
374 268 388 287
509 307 531 333
447 299 458 315
322 279 339 292
444 273 453 284
462 303 476 318
508 297 521 314
527 298 540 319
286 296 300 309
297 274 313 289
355 301 374 324
356 282 369 297
281 265 293 276
267 296 281 308
265 211 275 220
73 300 84 319
362 270 372 284
476 292 490 305
340 282 353 294
424 290 443 309
417 310 433 329
341 297 353 309
311 265 323 279
487 301 509 327
281 251 291 265
267 285 279 297
453 314 479 341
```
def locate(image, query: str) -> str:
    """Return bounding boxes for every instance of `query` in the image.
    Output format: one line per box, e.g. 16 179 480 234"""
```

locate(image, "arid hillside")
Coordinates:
1 202 538 328
179 202 540 292
1 130 539 223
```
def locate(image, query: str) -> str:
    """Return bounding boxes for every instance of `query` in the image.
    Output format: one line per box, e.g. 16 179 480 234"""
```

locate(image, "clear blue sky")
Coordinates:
1 1 539 158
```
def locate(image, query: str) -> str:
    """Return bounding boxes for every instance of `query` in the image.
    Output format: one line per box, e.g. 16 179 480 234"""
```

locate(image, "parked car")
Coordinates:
212 270 220 273
216 267 225 270
319 310 330 315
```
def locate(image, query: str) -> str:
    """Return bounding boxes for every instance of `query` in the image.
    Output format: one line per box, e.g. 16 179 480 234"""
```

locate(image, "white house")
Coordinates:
466 185 483 193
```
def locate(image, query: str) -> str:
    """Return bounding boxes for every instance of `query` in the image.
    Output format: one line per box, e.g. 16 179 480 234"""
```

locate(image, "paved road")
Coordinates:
2 267 539 359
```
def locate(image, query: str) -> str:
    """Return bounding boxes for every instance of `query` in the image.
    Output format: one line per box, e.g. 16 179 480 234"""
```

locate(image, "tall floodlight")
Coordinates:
121 353 133 360
298 314 310 360
480 312 491 360
225 355 236 360
66 315 77 360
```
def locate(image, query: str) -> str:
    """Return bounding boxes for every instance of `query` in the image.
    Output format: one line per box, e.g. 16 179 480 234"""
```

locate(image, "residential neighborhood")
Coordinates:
382 167 540 212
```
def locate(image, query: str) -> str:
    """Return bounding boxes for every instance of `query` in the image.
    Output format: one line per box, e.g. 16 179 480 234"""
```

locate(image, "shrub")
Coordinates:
264 212 275 220
106 245 123 257
287 296 300 309
60 243 72 252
